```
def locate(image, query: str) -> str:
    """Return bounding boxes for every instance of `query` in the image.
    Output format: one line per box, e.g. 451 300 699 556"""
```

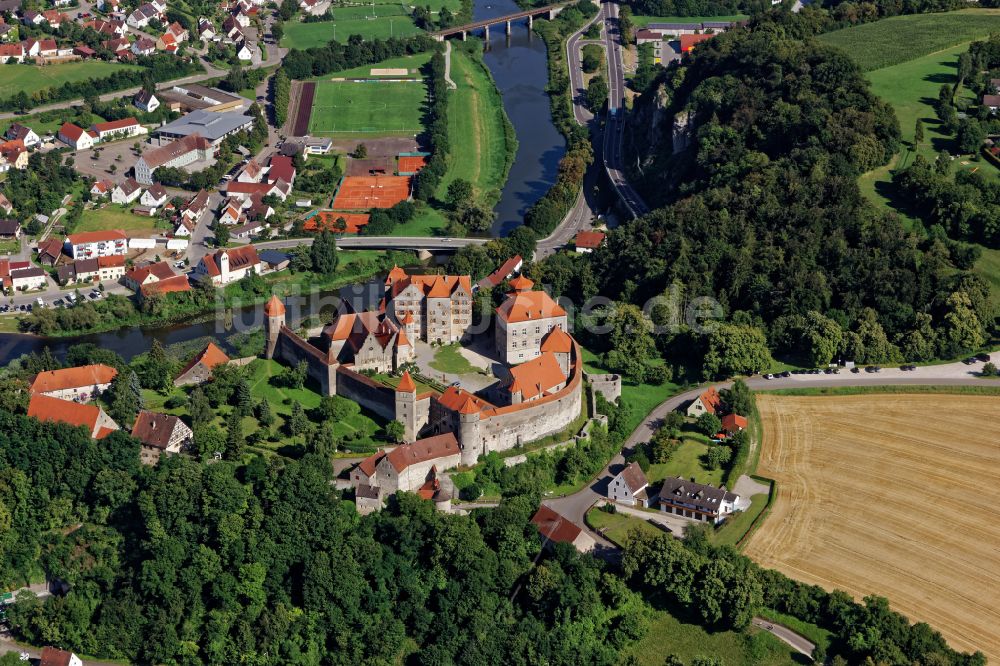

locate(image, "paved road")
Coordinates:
600 0 650 218
254 236 488 251
752 617 815 656
566 5 605 125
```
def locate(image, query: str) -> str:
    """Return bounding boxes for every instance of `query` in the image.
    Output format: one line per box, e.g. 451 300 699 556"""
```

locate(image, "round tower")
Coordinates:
394 370 418 442
263 294 286 359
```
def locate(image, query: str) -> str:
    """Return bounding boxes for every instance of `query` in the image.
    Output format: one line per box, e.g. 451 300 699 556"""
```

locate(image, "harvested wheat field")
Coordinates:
744 394 1000 661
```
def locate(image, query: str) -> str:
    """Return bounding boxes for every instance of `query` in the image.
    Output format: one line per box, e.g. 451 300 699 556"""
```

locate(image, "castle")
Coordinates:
263 266 584 467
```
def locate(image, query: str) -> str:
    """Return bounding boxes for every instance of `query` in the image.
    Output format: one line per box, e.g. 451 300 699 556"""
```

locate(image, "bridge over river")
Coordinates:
431 2 568 41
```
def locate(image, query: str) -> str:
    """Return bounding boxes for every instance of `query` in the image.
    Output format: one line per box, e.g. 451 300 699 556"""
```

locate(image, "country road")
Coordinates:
752 617 815 656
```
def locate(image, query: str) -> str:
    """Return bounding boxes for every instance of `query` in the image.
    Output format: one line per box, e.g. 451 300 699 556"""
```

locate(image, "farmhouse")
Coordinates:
30 364 118 402
657 476 740 524
494 275 568 365
686 386 722 417
123 260 177 292
140 183 169 207
6 123 39 147
193 245 261 286
10 266 47 291
111 178 142 204
0 42 23 62
0 139 27 171
27 394 119 439
57 255 126 285
134 89 160 113
39 646 83 666
608 461 650 507
0 219 20 239
531 505 595 553
65 229 128 260
720 413 747 434
477 254 522 291
57 122 94 150
131 409 192 455
140 274 191 299
174 342 230 386
574 230 606 253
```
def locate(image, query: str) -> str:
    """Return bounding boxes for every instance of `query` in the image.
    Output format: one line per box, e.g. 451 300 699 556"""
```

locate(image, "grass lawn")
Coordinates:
580 346 681 436
0 112 108 140
308 80 426 137
281 9 421 49
646 438 722 487
387 205 447 236
429 343 479 375
0 62 142 99
631 14 747 27
817 8 1000 72
77 206 161 235
436 48 515 202
757 608 833 657
0 239 19 254
712 491 769 548
586 507 664 546
306 52 433 81
975 246 1000 311
627 605 806 666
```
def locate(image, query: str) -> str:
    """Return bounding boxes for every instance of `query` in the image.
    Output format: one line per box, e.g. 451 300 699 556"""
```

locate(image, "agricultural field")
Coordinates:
308 80 426 136
631 14 747 28
744 394 1000 662
0 62 142 99
818 9 1000 72
436 48 515 202
281 6 421 48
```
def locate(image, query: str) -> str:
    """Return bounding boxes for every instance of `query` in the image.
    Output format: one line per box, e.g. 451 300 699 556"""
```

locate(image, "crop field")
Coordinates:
744 394 1000 661
0 62 142 99
308 80 426 136
818 9 1000 72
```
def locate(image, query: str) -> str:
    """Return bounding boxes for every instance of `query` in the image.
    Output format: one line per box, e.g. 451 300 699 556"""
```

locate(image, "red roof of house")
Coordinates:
268 155 295 184
357 451 385 478
58 122 87 142
496 290 566 324
509 352 566 400
125 260 175 285
200 245 260 277
67 229 127 245
177 342 230 378
93 118 140 133
680 32 714 52
28 394 103 434
30 364 118 394
531 505 584 544
721 413 747 432
39 646 76 666
539 326 573 353
384 432 459 472
99 254 126 268
574 230 606 249
436 386 490 415
697 386 723 415
618 461 648 491
141 274 191 296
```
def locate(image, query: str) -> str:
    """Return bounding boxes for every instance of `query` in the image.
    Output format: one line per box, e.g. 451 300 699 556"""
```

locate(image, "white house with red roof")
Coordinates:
91 118 147 141
268 154 295 186
30 363 118 402
0 43 24 62
609 461 651 507
574 230 606 253
193 245 261 286
27 394 119 439
90 179 114 198
494 275 568 365
65 229 128 259
111 178 142 205
686 386 722 418
531 505 596 552
57 122 94 150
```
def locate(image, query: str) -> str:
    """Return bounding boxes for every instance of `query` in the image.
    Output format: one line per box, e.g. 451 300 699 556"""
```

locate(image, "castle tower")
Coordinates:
263 294 286 359
393 327 413 370
457 396 482 466
395 370 418 442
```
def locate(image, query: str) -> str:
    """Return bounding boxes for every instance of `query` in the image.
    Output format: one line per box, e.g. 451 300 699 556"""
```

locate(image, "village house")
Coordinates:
90 179 114 198
174 341 230 386
28 394 119 439
10 265 47 291
157 31 177 52
384 266 473 344
686 386 722 418
131 409 192 455
0 42 23 62
111 178 143 204
197 17 215 40
131 36 156 56
57 255 126 285
140 273 190 299
127 3 160 29
608 461 650 507
720 413 747 435
57 122 95 150
494 275 568 365
477 254 522 291
39 646 83 666
0 192 10 215
193 245 261 286
134 133 211 185
85 19 127 37
24 37 57 57
230 219 263 240
236 157 264 183
218 200 244 226
36 239 63 266
30 363 118 402
574 230 606 253
96 0 121 11
65 229 128 259
0 139 27 171
226 179 291 202
165 20 188 41
122 260 176 292
6 123 39 148
657 476 741 524
268 154 295 186
236 43 252 61
180 189 210 222
91 118 146 142
21 11 44 26
0 219 20 239
531 505 596 553
73 45 97 59
133 89 159 113
41 10 63 28
140 182 169 208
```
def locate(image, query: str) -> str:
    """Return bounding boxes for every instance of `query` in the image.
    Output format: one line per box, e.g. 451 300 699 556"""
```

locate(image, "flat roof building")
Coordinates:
153 109 253 147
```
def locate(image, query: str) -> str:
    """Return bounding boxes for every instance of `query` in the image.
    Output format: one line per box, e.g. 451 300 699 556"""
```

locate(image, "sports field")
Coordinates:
308 80 426 137
818 8 1000 71
332 175 411 209
281 6 421 47
744 394 1000 661
631 13 747 28
0 62 142 100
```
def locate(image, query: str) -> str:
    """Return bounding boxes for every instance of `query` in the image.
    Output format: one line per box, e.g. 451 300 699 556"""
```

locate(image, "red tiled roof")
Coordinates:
67 229 127 245
436 386 489 415
697 387 723 415
177 342 229 378
30 364 117 394
618 461 648 492
479 254 523 288
99 254 126 268
384 432 459 472
58 122 87 142
264 294 285 316
508 352 566 400
131 409 185 449
574 230 606 249
540 326 573 353
721 413 747 432
396 370 415 393
531 505 583 544
509 275 534 291
28 394 102 434
141 274 190 296
357 451 385 477
268 154 295 184
93 117 140 133
496 290 566 324
680 32 714 52
39 646 76 666
201 245 260 277
125 260 175 285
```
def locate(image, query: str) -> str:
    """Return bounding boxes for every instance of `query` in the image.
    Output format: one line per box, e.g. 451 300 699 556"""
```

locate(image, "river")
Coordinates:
476 0 566 235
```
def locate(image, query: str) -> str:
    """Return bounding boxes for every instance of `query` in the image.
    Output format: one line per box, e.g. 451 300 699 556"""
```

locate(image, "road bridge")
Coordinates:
432 3 567 41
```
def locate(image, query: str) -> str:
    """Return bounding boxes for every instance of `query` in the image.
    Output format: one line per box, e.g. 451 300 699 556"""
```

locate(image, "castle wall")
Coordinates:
273 325 334 395
336 366 396 421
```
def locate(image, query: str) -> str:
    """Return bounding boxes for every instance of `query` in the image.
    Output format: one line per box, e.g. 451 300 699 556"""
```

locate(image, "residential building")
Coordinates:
268 154 295 185
111 178 142 204
57 255 125 285
197 17 215 40
236 157 264 182
494 275 568 364
153 109 252 147
0 42 23 62
680 32 714 53
984 94 1000 113
180 189 210 223
10 266 46 291
127 3 160 29
720 413 747 434
133 133 211 185
157 31 177 52
236 43 252 61
90 179 114 198
0 138 27 171
140 273 190 299
174 341 230 386
609 461 650 507
477 254 522 291
30 363 117 401
133 89 159 113
57 122 94 150
36 239 63 266
384 266 473 344
218 201 244 225
91 117 146 141
531 505 596 553
39 646 83 666
686 386 722 418
6 123 39 147
131 409 192 454
574 230 606 253
225 179 291 201
131 36 155 55
73 45 97 58
193 245 261 286
230 219 263 239
123 259 175 292
27 394 119 439
65 229 128 259
0 219 20 239
140 182 168 207
657 476 740 524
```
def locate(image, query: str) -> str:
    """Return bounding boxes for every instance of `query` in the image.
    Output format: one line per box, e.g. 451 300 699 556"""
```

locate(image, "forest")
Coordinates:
575 22 993 374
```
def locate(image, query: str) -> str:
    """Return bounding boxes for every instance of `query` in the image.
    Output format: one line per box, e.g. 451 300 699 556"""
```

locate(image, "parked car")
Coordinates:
765 373 774 380
35 297 43 307
976 353 991 362
780 371 791 378
963 357 978 365
850 366 860 373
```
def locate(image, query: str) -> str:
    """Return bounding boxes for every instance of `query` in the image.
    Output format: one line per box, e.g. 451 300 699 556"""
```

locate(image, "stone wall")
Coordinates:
274 325 334 395
336 366 395 421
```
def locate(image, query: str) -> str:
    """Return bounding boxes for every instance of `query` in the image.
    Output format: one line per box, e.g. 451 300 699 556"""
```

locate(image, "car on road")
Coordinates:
764 373 774 380
780 371 791 378
976 353 991 362
963 357 978 365
865 365 881 373
850 366 861 373
89 291 101 300
35 297 43 307
53 299 63 307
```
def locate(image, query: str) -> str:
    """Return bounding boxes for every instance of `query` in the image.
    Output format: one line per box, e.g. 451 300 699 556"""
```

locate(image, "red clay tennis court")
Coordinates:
304 212 370 234
332 175 411 210
397 155 427 175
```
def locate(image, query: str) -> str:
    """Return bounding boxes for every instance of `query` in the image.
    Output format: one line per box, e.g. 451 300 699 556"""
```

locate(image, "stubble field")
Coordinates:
744 394 1000 661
